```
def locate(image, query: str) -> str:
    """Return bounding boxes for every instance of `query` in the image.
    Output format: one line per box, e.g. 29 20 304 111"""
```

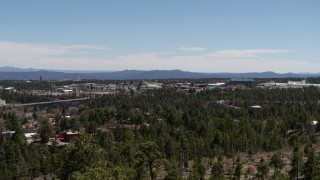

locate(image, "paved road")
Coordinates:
6 97 90 107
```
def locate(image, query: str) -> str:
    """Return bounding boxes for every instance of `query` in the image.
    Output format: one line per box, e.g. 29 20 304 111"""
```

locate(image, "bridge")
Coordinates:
4 97 90 107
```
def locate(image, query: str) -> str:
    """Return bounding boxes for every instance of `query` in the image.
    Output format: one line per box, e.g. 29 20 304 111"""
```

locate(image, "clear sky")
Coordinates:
0 0 319 73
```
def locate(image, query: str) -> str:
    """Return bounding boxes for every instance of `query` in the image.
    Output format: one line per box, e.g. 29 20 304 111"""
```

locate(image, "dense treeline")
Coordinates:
0 90 56 104
82 88 319 156
76 87 320 178
0 81 52 91
2 85 320 179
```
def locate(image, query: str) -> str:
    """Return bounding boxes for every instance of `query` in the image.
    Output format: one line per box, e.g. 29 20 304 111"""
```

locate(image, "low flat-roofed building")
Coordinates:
140 82 163 91
5 87 16 92
250 105 262 109
63 89 74 93
226 79 257 87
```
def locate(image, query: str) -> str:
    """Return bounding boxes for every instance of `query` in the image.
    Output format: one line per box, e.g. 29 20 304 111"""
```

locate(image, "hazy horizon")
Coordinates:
1 66 320 75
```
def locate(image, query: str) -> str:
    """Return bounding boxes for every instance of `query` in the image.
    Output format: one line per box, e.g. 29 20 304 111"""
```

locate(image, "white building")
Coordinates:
5 87 16 92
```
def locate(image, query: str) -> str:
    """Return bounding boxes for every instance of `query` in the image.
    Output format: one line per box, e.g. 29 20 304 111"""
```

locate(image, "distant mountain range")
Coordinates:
0 66 40 72
0 66 319 80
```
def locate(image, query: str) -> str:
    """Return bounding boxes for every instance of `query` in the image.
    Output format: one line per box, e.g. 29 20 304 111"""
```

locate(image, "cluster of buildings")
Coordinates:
175 82 226 93
56 83 120 95
2 130 78 146
257 80 320 89
2 79 320 99
172 79 262 93
2 131 38 144
172 79 320 93
1 110 80 146
54 81 164 94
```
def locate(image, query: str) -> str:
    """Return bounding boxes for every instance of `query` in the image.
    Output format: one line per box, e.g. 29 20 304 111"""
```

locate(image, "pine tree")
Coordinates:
210 157 225 180
188 160 205 180
289 148 302 180
256 158 269 180
233 156 242 180
56 133 108 179
134 141 162 180
303 149 316 180
270 152 284 174
39 118 53 143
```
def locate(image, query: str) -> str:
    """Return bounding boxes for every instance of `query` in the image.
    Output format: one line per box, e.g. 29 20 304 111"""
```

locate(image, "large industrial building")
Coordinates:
226 78 257 88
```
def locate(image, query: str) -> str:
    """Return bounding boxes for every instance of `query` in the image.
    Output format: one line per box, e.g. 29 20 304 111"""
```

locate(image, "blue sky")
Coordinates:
0 0 319 72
